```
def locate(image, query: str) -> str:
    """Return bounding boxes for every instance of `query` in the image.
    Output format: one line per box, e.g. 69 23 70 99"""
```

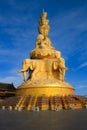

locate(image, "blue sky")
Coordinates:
0 0 87 95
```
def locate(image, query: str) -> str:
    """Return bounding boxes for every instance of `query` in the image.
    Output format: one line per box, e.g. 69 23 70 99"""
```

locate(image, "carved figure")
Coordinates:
19 11 68 83
17 11 74 98
35 34 44 48
18 59 46 81
36 34 53 49
37 10 53 49
18 59 33 81
53 58 69 81
38 25 50 37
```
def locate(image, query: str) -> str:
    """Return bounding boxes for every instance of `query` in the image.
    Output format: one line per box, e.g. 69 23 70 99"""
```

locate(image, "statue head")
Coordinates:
38 25 50 37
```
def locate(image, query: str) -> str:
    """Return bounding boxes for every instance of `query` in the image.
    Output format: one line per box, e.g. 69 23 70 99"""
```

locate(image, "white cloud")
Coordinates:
74 84 87 95
75 85 87 89
77 62 87 70
0 47 26 59
79 62 87 68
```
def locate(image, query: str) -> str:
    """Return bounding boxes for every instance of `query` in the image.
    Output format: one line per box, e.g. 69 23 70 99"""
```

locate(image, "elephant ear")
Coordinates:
53 61 58 70
30 62 35 70
29 62 33 70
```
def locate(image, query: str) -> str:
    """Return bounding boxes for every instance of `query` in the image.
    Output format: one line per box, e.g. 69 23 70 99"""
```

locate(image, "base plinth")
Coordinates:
16 79 74 96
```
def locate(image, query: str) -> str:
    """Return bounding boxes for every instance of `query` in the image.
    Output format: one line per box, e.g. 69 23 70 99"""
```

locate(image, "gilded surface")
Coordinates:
18 11 74 96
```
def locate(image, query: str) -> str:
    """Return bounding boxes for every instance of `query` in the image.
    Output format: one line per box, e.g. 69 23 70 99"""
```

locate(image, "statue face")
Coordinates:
44 28 49 37
39 27 49 37
39 28 44 35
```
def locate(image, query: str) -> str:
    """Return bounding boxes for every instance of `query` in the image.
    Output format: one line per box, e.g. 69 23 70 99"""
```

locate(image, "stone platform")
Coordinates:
0 109 87 130
0 95 87 111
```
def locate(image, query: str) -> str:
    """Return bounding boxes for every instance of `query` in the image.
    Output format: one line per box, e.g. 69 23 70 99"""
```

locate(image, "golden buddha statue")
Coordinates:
17 11 74 97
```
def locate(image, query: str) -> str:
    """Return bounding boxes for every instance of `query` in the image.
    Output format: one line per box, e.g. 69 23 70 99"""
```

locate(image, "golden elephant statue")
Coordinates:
53 58 69 81
18 59 47 81
18 59 34 81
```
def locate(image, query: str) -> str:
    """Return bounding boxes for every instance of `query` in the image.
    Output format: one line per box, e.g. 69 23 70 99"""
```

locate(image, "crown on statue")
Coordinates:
38 10 50 35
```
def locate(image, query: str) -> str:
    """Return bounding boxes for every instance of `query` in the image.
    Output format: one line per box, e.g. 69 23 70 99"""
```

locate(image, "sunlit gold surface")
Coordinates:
17 11 74 97
17 87 74 97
